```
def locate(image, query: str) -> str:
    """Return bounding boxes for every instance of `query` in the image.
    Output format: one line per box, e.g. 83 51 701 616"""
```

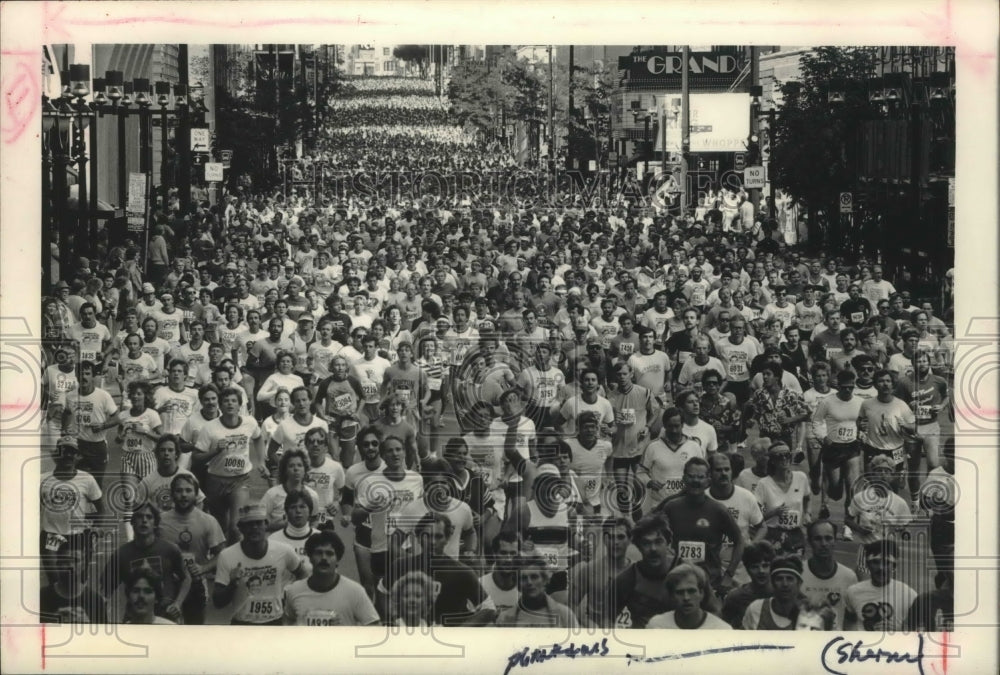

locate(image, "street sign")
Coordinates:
734 152 746 171
221 149 233 168
839 191 853 213
126 172 148 233
205 162 224 182
743 166 766 189
607 151 618 163
190 128 210 153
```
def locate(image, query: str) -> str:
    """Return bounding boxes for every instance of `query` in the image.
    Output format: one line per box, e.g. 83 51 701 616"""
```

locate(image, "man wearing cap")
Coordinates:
213 503 306 625
742 555 804 629
40 436 105 583
844 540 917 631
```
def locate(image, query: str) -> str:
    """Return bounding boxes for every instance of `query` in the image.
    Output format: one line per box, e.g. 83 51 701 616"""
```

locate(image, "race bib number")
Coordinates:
619 408 636 425
125 434 144 451
916 405 932 422
850 312 864 324
305 610 341 626
728 358 747 378
619 342 635 356
777 510 801 528
332 392 354 414
678 350 692 365
835 426 857 442
536 386 556 405
826 347 843 361
55 375 76 392
537 547 561 569
678 540 706 563
891 447 906 465
616 607 633 629
44 532 67 552
662 479 684 494
584 478 599 499
245 598 279 621
428 377 442 391
361 383 379 403
223 455 247 473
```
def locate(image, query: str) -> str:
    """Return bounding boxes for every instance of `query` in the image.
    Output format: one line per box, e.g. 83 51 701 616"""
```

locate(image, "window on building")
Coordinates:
384 48 390 56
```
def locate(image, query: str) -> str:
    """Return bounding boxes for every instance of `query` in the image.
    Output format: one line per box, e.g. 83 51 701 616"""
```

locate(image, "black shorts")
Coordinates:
371 550 388 578
354 524 373 549
822 441 860 469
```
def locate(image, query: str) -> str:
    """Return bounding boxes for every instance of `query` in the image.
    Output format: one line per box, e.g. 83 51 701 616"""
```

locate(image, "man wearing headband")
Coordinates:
742 555 804 629
844 540 917 632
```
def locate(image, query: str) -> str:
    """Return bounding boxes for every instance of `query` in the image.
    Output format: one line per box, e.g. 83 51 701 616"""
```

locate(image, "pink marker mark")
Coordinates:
941 630 947 674
1 57 39 146
41 624 46 669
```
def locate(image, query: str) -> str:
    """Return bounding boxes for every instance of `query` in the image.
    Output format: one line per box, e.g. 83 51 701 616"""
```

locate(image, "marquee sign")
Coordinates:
618 50 747 86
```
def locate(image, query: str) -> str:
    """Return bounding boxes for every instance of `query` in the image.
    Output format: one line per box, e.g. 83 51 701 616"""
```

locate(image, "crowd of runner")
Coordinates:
39 74 955 631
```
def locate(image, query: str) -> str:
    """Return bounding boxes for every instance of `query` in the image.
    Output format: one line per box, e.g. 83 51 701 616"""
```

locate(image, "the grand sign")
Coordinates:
619 50 747 86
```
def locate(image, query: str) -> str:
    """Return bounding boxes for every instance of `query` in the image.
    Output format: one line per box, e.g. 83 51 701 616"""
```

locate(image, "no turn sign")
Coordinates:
839 192 853 213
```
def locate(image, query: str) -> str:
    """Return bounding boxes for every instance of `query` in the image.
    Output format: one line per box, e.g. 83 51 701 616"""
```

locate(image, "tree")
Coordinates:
393 45 429 78
771 46 878 252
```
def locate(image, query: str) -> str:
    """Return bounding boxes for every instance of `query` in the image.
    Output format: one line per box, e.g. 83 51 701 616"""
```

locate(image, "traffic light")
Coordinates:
747 132 760 165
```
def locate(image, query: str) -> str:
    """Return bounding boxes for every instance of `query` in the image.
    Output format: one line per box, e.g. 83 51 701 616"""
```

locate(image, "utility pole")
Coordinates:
548 45 555 177
680 45 690 214
568 45 574 170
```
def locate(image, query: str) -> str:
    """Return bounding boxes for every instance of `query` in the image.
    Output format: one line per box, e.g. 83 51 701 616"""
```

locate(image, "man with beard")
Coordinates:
844 540 917 632
100 502 191 624
159 474 226 625
283 530 380 626
604 514 680 629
